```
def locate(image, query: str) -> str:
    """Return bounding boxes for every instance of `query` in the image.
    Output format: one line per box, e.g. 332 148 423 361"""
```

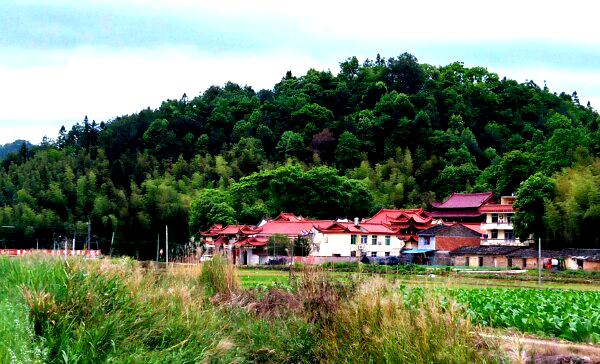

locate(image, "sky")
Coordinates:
1 0 600 145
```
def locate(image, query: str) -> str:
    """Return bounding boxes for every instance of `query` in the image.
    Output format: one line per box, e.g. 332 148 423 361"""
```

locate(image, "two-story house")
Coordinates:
479 195 532 246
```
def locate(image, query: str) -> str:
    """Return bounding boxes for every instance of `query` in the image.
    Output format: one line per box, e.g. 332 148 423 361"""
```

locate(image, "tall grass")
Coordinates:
315 278 503 363
0 257 503 363
199 254 240 295
0 257 314 363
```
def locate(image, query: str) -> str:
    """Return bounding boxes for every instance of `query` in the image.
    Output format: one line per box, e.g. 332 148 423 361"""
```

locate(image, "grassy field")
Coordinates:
0 257 506 363
2 257 599 363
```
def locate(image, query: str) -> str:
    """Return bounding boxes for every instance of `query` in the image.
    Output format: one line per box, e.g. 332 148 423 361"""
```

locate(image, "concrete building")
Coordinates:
414 223 482 265
312 221 404 258
431 192 532 247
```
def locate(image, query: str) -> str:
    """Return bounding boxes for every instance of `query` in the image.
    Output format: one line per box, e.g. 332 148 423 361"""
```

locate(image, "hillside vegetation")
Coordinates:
1 53 599 255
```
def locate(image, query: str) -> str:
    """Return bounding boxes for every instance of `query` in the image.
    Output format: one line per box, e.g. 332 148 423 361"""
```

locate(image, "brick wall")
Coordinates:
431 251 452 265
583 261 600 271
452 256 467 266
525 258 539 269
436 236 480 251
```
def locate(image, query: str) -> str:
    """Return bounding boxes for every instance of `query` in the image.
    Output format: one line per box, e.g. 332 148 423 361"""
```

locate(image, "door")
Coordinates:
243 250 248 265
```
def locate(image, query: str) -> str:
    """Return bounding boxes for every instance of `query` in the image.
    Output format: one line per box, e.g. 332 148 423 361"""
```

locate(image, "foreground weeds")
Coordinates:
0 257 504 363
316 278 500 363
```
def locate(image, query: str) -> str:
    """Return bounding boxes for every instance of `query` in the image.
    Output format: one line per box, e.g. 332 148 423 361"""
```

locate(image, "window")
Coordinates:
371 235 377 245
385 252 390 257
506 214 512 224
423 236 431 245
505 231 513 241
491 230 498 239
350 235 357 245
385 235 391 245
478 257 484 267
361 235 367 244
371 252 377 257
350 251 356 257
332 254 341 257
491 213 499 223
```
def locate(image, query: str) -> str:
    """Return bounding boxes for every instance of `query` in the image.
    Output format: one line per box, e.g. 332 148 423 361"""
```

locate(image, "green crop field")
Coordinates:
241 268 600 344
453 288 600 343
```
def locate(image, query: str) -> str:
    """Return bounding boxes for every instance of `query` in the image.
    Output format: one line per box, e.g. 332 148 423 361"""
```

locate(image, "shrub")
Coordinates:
199 253 240 295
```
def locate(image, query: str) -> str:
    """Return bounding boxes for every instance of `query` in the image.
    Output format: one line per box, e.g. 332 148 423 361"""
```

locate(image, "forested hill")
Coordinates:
1 53 599 256
0 140 32 160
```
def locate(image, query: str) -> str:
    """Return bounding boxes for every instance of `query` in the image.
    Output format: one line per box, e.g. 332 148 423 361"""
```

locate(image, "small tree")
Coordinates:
268 234 295 279
513 173 556 241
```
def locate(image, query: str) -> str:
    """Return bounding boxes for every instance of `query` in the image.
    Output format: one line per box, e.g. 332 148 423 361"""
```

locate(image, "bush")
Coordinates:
199 253 240 295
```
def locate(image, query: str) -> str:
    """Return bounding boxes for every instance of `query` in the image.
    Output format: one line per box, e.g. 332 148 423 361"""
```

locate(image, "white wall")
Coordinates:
312 231 404 257
417 236 436 250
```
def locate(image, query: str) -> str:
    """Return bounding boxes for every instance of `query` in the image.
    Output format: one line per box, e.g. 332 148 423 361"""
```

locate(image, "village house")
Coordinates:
431 192 532 247
362 208 435 249
200 210 445 266
431 192 494 223
415 223 482 265
505 248 563 269
449 246 522 268
312 220 403 259
560 249 600 271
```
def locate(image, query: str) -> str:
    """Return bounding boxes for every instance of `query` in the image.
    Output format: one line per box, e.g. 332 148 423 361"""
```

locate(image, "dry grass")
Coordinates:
315 277 504 363
4 257 513 363
199 253 240 295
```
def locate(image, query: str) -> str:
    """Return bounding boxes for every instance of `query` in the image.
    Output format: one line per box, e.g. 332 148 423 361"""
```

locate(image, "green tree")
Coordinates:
189 189 236 233
335 131 361 170
276 131 306 161
513 173 556 241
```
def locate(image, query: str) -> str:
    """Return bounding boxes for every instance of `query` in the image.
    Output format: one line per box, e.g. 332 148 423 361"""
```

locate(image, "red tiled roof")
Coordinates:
479 204 514 213
273 212 302 222
398 234 418 242
314 222 396 235
257 221 324 236
219 225 258 235
212 236 229 246
234 237 268 247
431 192 494 209
430 209 483 218
201 224 225 236
365 208 432 225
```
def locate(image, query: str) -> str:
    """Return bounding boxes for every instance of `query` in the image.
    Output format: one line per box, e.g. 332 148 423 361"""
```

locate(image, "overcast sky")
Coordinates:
1 0 600 145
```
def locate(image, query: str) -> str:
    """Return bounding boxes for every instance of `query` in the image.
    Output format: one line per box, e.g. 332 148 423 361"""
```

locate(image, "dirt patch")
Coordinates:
480 332 600 363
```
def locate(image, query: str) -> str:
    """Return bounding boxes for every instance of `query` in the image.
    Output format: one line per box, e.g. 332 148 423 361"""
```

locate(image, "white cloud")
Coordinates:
1 1 600 144
0 46 331 143
93 0 600 45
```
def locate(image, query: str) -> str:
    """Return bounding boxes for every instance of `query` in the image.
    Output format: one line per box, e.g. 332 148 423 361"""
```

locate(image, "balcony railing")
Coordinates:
481 222 513 230
481 238 533 247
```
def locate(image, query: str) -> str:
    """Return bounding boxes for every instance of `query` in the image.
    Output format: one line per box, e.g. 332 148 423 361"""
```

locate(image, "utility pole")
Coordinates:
87 218 91 251
165 225 169 266
538 237 542 287
156 233 160 263
109 231 115 257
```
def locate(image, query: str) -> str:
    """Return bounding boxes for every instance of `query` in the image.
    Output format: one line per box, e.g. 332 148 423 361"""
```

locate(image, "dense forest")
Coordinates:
1 53 599 256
